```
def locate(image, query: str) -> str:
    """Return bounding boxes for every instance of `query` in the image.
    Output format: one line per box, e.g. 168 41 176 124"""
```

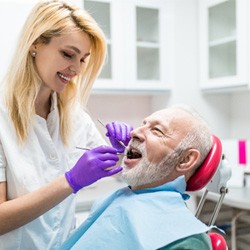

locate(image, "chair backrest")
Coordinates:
186 135 222 192
185 135 228 250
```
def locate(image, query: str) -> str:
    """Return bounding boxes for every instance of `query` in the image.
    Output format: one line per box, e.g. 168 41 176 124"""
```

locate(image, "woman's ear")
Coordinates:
176 149 200 173
29 44 37 56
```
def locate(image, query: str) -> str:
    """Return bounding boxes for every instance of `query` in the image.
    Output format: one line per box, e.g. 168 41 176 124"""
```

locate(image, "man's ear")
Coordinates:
176 149 200 173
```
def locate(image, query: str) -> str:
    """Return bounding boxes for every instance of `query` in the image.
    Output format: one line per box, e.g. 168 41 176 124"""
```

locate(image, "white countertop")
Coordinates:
195 187 250 210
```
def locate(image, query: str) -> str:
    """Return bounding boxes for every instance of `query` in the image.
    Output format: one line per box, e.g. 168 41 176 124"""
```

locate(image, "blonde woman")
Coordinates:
0 1 132 249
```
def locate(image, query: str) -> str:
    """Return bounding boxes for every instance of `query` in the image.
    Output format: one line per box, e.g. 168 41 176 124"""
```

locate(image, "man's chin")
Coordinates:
121 167 145 187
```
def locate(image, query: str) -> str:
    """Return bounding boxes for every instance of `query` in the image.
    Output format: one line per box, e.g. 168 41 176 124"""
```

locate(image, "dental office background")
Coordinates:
0 0 249 215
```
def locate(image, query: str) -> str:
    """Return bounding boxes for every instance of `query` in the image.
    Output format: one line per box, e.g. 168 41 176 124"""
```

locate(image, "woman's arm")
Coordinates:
0 176 73 235
0 145 122 235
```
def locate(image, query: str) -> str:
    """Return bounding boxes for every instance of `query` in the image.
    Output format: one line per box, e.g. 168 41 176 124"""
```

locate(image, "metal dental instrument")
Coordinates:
97 119 128 150
76 146 125 155
75 147 92 151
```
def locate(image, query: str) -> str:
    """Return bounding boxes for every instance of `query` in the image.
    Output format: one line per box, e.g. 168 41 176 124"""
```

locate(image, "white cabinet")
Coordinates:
199 0 248 91
83 0 175 93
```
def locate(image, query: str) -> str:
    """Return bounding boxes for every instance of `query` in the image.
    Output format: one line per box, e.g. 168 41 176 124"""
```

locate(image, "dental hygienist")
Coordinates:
0 1 132 249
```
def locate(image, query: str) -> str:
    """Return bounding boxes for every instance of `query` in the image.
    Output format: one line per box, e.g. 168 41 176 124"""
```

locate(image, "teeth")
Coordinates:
58 73 70 81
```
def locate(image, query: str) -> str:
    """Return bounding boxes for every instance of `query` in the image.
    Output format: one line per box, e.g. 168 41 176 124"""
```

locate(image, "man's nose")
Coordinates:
130 126 145 141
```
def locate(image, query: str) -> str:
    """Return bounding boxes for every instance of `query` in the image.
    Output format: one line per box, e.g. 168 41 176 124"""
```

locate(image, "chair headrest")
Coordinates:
186 135 222 191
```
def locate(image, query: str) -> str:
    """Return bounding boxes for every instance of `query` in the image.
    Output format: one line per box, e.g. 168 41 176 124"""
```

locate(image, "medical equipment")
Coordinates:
75 146 125 156
187 135 232 250
98 119 130 151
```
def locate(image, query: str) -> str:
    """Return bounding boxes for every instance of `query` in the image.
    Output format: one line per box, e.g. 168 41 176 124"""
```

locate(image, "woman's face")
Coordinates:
32 30 91 93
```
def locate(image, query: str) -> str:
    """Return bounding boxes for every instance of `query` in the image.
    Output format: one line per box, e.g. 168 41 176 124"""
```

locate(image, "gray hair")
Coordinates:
171 104 213 167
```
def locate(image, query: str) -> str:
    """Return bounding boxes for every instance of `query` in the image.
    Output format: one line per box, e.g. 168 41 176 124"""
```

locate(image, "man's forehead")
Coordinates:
146 108 184 121
144 110 167 123
145 108 193 131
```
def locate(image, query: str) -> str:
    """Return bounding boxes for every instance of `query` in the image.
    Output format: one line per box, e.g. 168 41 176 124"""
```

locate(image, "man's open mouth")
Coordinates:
127 148 142 159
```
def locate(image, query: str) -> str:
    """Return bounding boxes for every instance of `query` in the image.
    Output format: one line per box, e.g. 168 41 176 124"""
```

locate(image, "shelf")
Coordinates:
209 35 236 47
136 41 159 48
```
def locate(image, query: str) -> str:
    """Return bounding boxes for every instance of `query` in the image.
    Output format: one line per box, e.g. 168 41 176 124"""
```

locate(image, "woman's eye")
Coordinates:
63 51 73 59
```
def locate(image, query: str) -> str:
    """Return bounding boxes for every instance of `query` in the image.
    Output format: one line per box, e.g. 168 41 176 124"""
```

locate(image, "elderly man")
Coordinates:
61 105 213 250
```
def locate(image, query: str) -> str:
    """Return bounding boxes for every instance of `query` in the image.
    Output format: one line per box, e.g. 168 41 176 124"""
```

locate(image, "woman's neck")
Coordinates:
35 89 53 119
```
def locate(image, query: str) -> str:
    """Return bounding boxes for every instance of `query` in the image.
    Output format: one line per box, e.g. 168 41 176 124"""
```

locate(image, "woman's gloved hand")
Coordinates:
65 145 122 193
106 121 133 153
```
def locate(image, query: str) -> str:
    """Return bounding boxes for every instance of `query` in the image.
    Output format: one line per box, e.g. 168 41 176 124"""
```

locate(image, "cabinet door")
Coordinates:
83 0 174 93
83 0 123 90
199 0 248 91
125 0 174 92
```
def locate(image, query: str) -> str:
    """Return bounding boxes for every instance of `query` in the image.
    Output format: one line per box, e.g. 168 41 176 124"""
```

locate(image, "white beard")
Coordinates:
121 141 179 187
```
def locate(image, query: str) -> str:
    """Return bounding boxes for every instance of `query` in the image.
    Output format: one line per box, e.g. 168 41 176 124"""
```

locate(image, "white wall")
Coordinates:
230 92 250 138
87 94 152 134
0 1 35 81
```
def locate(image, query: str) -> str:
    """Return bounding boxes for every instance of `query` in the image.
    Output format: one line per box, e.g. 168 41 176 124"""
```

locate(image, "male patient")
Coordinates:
61 105 213 250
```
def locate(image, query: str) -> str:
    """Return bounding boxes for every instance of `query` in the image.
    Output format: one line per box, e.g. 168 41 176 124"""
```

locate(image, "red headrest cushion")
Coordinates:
208 232 227 250
186 135 222 191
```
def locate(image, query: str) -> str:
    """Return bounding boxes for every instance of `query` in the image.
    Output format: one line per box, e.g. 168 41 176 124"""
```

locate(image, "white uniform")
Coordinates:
0 93 106 250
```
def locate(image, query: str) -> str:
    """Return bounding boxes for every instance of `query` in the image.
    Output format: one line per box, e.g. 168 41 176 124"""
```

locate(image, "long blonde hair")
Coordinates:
3 0 106 145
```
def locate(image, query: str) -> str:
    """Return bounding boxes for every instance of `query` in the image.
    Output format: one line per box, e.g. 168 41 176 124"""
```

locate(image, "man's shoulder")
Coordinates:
158 233 212 250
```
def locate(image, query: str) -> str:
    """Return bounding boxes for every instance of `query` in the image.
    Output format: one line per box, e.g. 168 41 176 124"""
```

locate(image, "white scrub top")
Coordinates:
0 93 106 250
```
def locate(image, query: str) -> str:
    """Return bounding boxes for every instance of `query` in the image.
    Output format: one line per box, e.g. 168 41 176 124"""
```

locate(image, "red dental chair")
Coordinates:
186 135 232 250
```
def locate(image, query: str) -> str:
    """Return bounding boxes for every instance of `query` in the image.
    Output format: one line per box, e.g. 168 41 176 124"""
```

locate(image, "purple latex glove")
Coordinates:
106 121 133 153
65 145 122 193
